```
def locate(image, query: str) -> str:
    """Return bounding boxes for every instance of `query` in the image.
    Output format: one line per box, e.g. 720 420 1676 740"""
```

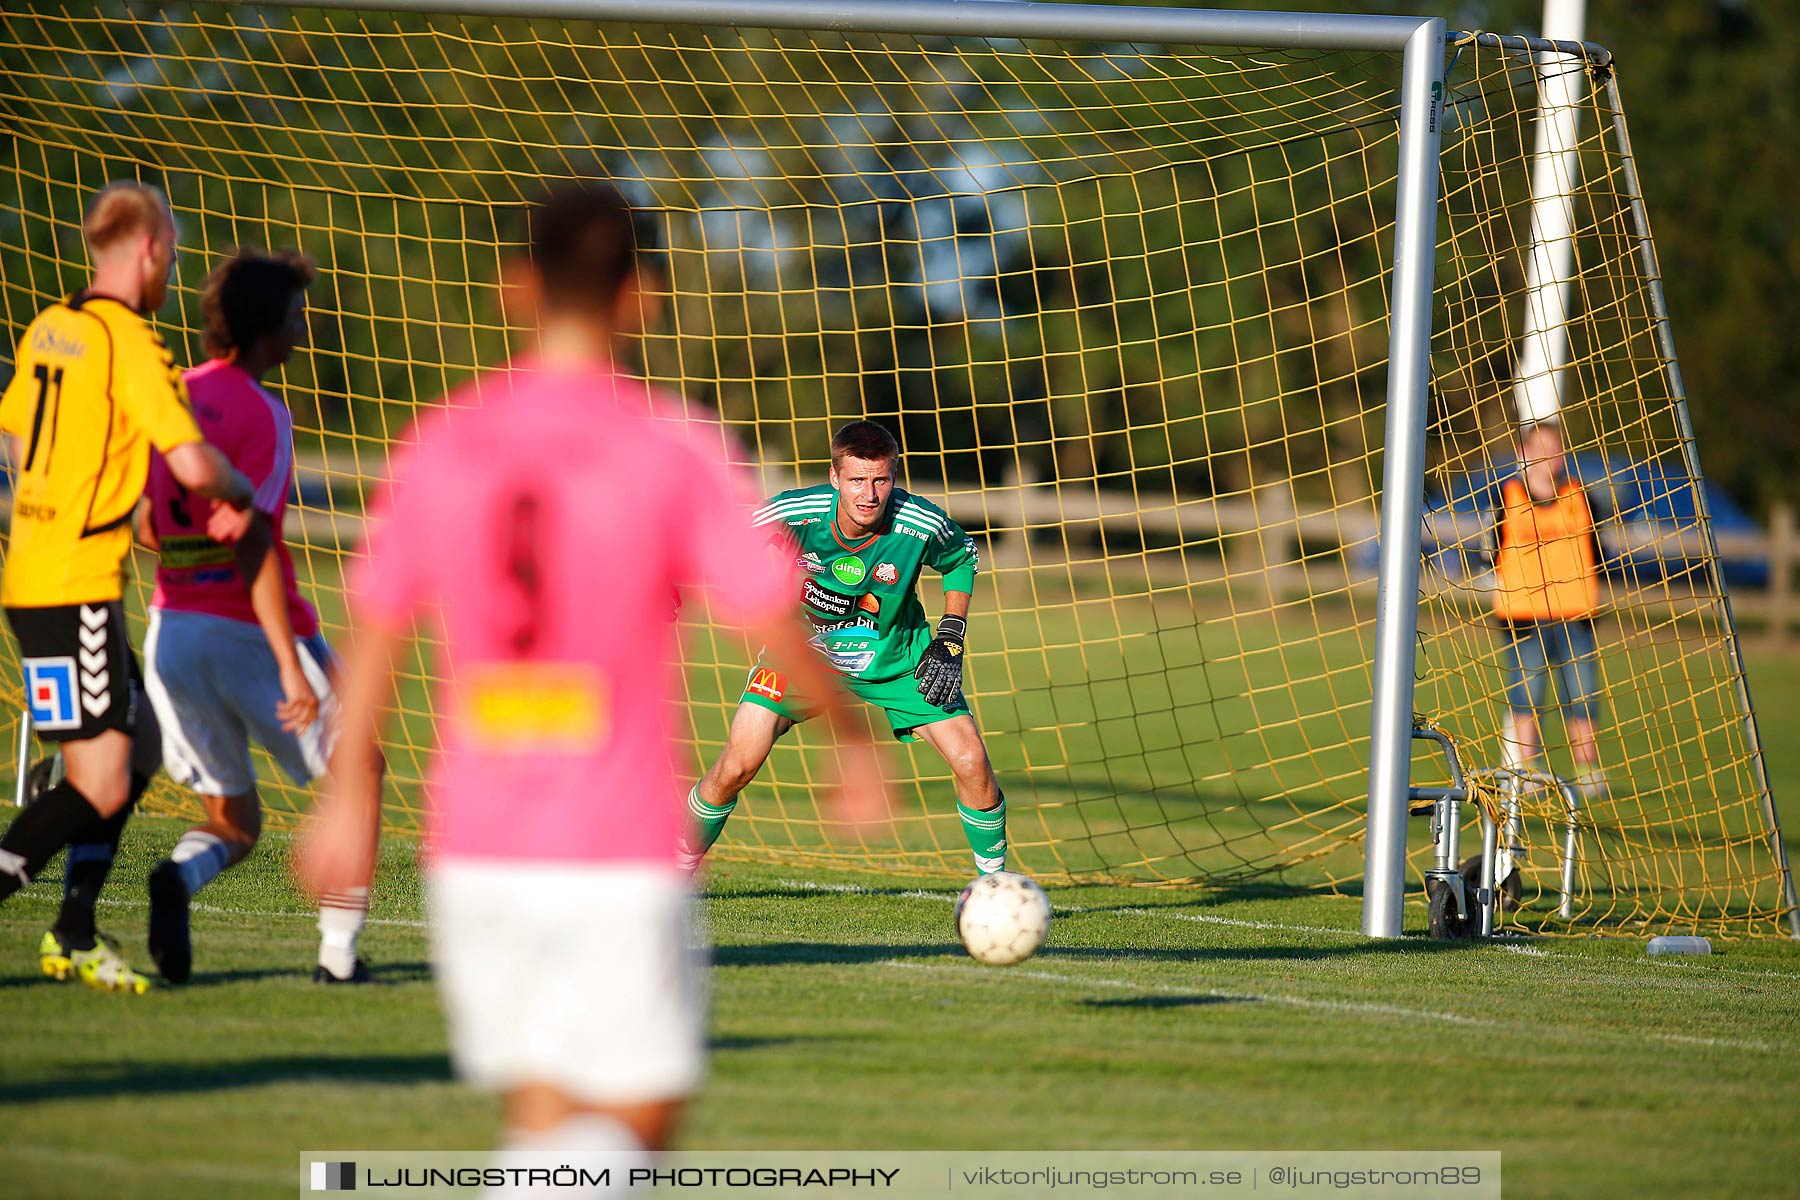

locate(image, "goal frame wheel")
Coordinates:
1461 854 1520 913
23 754 60 808
1426 873 1478 940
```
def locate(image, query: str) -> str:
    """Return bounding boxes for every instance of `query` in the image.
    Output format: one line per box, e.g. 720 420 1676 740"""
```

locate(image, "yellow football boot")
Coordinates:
71 933 151 995
37 929 76 981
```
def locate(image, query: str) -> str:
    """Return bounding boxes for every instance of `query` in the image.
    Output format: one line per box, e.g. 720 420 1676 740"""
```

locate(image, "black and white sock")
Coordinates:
318 887 369 979
54 772 147 949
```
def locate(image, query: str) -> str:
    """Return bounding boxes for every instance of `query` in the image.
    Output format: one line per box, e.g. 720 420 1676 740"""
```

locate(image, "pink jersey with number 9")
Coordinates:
146 358 320 637
349 358 791 866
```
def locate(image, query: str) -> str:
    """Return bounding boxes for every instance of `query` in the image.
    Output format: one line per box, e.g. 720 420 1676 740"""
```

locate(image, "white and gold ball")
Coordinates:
955 871 1051 966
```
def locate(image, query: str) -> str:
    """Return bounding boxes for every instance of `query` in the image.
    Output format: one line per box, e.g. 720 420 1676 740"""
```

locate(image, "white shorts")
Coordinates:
428 860 706 1105
145 607 338 796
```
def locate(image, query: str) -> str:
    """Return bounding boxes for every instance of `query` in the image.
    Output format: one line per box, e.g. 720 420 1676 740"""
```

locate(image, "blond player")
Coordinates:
0 183 254 992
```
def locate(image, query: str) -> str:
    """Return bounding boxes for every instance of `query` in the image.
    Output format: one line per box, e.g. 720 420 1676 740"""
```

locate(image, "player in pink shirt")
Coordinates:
139 249 384 984
298 183 888 1184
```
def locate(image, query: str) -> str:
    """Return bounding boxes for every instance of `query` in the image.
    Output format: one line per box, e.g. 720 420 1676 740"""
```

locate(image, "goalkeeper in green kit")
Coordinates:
681 420 1007 874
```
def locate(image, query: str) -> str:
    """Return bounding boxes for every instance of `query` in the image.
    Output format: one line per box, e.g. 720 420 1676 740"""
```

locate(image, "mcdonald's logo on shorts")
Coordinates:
747 667 786 702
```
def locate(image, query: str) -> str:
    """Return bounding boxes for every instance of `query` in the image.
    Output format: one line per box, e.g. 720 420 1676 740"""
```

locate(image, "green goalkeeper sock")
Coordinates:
958 794 1007 875
684 786 738 861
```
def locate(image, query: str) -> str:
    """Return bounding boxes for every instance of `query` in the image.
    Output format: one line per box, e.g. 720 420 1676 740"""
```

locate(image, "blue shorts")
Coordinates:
1499 619 1602 723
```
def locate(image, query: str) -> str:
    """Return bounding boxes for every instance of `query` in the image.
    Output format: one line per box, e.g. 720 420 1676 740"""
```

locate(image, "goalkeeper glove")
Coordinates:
914 614 967 710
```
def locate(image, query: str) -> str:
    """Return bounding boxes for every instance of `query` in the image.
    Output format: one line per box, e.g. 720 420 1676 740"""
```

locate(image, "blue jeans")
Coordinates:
1500 619 1602 723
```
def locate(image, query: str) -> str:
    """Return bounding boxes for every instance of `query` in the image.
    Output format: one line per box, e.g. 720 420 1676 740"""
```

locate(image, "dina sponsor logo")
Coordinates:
829 556 867 587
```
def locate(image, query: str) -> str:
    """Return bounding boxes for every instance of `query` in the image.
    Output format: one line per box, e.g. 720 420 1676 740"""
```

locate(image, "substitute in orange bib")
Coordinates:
1486 420 1610 800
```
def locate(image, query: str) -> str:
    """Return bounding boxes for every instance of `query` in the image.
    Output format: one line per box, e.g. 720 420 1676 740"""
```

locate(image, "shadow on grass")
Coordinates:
715 878 1351 907
716 938 1474 968
716 942 964 967
0 961 436 992
715 886 957 903
0 1054 457 1104
182 960 435 987
0 1037 809 1104
1079 995 1251 1010
711 1035 823 1052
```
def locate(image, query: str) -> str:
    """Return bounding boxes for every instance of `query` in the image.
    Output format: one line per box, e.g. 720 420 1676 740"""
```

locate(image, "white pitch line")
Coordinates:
880 962 1776 1053
91 895 429 929
883 959 1484 1025
771 878 1800 987
1637 1030 1773 1051
102 885 1800 987
69 880 1798 997
770 878 950 903
771 877 1368 939
1108 905 1364 939
1645 958 1800 984
15 882 1779 1052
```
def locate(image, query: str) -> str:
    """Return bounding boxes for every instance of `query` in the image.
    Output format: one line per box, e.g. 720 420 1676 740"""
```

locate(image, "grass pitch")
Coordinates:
1 808 1797 1200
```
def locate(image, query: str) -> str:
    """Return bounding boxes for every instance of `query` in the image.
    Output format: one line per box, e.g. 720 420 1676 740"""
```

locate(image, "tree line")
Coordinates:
0 0 1786 518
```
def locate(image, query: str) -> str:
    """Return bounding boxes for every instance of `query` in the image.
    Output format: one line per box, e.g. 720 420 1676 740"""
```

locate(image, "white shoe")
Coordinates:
1573 769 1609 803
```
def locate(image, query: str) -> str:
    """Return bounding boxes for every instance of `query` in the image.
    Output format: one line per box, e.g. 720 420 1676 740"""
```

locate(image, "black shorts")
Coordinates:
5 601 141 742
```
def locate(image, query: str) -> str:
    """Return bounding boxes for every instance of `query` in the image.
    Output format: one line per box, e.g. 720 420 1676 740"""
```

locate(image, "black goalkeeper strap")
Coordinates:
936 614 967 644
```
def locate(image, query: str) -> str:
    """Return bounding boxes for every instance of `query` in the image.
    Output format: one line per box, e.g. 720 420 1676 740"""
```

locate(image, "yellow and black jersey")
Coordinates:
0 291 202 606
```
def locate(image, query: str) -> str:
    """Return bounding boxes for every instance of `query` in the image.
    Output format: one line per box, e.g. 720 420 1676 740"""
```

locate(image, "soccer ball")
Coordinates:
955 871 1051 966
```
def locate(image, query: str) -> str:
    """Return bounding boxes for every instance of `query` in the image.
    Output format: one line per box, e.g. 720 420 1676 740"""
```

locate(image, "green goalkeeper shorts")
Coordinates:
738 661 969 742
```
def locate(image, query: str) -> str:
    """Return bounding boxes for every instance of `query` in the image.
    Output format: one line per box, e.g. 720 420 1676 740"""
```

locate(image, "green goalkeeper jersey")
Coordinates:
753 484 980 683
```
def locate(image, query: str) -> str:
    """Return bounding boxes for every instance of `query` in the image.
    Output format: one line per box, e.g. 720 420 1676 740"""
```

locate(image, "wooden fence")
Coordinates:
7 456 1794 643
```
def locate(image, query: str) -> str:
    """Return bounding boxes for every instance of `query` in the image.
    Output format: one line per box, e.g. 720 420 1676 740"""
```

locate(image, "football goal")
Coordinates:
0 0 1791 937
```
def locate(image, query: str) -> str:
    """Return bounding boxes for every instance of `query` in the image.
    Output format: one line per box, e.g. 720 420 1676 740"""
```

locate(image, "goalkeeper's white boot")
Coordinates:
1573 768 1610 803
